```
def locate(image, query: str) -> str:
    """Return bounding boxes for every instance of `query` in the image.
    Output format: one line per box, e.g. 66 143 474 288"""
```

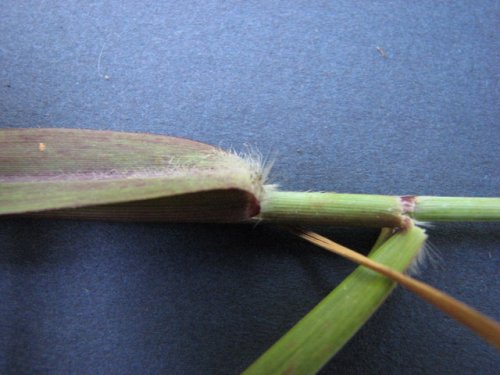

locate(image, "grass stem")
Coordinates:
260 191 500 227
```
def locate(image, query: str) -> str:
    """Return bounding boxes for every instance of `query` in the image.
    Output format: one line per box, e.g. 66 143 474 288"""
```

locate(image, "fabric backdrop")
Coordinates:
1 1 499 374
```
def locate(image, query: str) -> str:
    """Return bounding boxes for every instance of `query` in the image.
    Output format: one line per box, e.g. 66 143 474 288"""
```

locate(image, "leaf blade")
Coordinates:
243 227 427 375
0 128 261 220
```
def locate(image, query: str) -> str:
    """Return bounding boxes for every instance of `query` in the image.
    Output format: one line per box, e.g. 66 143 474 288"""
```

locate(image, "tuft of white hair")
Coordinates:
227 145 278 202
407 235 443 276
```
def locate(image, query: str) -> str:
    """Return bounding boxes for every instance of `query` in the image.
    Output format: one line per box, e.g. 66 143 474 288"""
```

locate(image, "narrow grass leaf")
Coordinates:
294 227 500 348
243 226 427 375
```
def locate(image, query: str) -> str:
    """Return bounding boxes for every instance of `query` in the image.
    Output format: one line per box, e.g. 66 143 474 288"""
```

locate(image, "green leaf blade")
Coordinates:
243 226 427 375
0 128 261 221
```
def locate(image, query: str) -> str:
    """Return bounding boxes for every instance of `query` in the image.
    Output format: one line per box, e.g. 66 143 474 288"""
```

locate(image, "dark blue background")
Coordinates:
1 1 499 374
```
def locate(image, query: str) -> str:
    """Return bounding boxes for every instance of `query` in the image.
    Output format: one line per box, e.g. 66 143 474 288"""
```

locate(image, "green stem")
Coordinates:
242 226 427 375
411 196 500 222
259 191 500 228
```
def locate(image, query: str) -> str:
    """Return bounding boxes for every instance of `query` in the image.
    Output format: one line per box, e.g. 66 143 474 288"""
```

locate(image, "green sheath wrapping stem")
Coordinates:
243 226 427 375
260 191 404 227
